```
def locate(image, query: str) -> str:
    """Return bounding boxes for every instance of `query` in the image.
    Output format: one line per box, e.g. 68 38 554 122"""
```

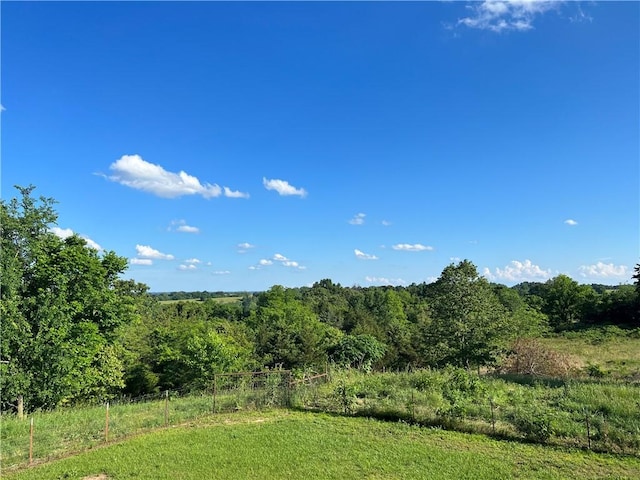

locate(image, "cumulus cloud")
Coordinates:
392 243 434 252
130 258 153 266
483 259 552 282
457 0 561 33
237 242 255 253
50 226 102 250
178 264 197 271
179 225 200 234
169 219 200 233
184 258 201 264
365 276 407 287
273 253 306 269
212 270 231 275
263 177 307 197
354 249 378 260
224 187 250 199
259 259 274 266
578 262 628 279
564 219 578 226
135 244 174 260
106 154 247 199
349 213 366 225
381 220 392 226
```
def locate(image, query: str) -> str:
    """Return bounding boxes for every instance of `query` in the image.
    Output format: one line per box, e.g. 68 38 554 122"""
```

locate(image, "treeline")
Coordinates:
151 291 252 302
1 187 639 412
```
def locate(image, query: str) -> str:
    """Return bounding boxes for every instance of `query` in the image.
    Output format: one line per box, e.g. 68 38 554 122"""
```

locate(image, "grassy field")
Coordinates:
540 327 640 381
158 296 242 305
4 410 640 480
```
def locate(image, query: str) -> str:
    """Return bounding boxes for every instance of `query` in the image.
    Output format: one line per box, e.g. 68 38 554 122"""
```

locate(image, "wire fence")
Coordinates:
0 370 330 471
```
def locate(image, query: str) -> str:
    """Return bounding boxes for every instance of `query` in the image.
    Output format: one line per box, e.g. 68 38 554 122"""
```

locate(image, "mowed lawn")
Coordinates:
4 411 639 480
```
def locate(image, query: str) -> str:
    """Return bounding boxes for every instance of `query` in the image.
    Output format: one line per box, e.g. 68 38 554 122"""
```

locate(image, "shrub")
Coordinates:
511 407 555 443
500 338 579 377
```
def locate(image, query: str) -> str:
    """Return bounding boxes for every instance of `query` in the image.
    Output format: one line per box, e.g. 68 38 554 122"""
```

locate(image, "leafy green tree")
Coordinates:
249 286 341 369
423 260 510 369
541 275 595 330
1 186 140 410
493 285 549 337
329 334 386 371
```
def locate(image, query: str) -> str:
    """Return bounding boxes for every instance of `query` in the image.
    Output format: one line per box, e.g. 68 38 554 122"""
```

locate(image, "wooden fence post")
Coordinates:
164 390 169 427
105 402 110 442
213 374 217 413
17 395 24 420
29 417 34 465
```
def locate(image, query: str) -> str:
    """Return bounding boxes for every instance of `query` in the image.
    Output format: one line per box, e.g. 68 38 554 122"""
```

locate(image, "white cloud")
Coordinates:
184 258 201 264
0 104 5 111
349 213 366 225
564 219 578 226
107 154 244 199
212 270 231 275
392 243 434 252
263 177 307 197
272 253 305 269
130 258 153 266
178 225 200 233
135 244 174 260
223 186 250 199
248 265 259 270
354 249 378 260
51 227 74 239
365 276 407 286
178 264 197 271
578 262 629 279
237 242 255 253
50 226 102 250
381 220 392 226
483 259 552 282
259 259 274 266
457 0 561 33
169 219 200 233
83 237 103 250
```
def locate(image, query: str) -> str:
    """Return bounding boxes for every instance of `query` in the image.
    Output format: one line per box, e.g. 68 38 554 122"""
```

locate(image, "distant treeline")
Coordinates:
151 291 256 301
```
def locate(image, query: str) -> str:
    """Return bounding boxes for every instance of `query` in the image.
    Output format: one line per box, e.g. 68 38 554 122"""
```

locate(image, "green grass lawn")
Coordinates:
4 411 639 480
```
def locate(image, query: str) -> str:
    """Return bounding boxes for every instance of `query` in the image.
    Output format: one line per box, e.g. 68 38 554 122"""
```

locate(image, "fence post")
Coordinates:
29 417 34 465
489 397 496 435
164 390 169 427
17 395 24 420
105 402 110 442
213 374 217 413
585 412 591 450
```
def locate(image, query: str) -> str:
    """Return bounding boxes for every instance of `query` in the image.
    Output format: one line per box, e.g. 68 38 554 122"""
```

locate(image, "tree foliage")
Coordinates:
0 186 141 410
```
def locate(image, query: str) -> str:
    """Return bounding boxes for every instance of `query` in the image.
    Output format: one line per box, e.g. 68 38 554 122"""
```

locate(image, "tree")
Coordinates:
328 334 386 371
0 186 141 410
249 286 341 369
423 260 510 369
541 275 595 330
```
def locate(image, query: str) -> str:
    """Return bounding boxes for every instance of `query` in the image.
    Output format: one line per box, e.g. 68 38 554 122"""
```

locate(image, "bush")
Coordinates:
511 407 555 443
500 338 578 377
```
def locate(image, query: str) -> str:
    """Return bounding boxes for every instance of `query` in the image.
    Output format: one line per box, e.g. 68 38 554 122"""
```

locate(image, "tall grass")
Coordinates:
298 368 640 455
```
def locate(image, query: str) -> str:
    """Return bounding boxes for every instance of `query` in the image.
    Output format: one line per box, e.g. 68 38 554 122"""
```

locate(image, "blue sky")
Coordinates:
2 1 638 292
